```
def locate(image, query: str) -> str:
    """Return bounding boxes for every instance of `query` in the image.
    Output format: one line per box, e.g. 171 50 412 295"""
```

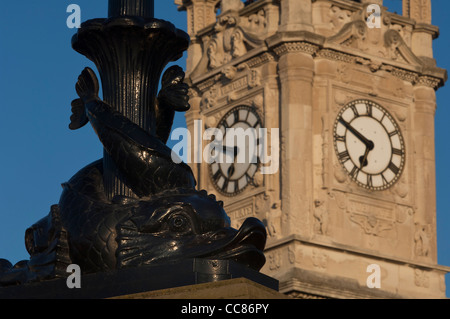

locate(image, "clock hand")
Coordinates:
359 147 371 168
222 145 239 157
339 118 374 150
227 163 235 179
223 145 238 178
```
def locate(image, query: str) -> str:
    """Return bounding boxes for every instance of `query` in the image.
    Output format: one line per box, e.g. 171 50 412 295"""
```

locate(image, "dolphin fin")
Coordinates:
69 98 88 130
70 67 100 130
75 67 100 103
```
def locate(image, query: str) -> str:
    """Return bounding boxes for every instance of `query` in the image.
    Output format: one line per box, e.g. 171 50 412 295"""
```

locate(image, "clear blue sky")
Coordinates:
0 0 449 296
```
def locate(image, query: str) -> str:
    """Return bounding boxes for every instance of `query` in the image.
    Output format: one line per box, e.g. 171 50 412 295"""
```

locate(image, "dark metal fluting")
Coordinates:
108 0 154 19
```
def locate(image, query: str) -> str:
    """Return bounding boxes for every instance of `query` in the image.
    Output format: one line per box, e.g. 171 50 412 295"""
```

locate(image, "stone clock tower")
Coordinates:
175 0 449 298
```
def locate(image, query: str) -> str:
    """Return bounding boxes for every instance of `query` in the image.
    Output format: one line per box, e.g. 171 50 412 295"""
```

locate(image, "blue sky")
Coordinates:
0 0 449 296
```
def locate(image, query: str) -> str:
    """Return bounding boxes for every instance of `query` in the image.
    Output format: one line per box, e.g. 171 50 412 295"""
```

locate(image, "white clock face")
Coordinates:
209 106 261 196
333 100 405 190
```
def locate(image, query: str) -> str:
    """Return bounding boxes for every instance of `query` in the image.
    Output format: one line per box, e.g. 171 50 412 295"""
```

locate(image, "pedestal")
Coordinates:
113 278 288 299
0 259 279 299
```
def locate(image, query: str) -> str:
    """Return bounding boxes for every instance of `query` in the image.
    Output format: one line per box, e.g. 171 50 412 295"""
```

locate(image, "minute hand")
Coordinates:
339 118 374 150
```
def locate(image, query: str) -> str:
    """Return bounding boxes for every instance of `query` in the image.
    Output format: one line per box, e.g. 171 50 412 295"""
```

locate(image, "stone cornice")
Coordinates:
265 30 446 90
265 234 450 274
272 42 320 56
190 29 447 91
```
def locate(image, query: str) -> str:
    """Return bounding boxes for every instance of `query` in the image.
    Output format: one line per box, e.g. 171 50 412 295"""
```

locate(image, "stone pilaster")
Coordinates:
279 0 313 32
412 83 438 263
276 44 316 238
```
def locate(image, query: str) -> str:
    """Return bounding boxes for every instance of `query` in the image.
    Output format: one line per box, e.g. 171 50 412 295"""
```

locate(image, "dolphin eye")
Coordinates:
168 214 190 233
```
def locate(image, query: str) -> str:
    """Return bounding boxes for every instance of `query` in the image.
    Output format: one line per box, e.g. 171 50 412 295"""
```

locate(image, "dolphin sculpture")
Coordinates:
0 67 267 286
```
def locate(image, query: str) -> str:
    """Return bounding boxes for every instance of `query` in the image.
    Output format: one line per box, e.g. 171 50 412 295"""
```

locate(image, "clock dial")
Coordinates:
209 106 262 196
333 100 405 191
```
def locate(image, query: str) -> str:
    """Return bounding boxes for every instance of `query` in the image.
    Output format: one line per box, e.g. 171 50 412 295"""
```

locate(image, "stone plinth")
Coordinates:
113 277 288 299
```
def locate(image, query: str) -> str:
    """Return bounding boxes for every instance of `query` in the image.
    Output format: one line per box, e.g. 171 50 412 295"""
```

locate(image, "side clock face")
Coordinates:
333 100 405 191
209 106 262 196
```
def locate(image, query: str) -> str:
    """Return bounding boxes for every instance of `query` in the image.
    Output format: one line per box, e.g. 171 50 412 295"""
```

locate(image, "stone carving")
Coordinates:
255 192 282 240
336 63 352 84
255 193 271 214
414 223 431 257
287 247 295 264
315 7 444 92
228 205 254 230
176 0 219 36
200 85 219 110
406 0 432 24
417 76 443 89
247 9 267 32
324 9 424 68
349 213 394 237
312 249 328 269
347 199 396 237
414 269 430 288
190 7 267 77
328 191 347 211
242 52 276 69
329 5 352 30
393 177 409 199
199 65 261 110
334 163 348 184
273 42 320 57
207 40 224 69
313 200 329 235
221 0 244 13
267 251 281 271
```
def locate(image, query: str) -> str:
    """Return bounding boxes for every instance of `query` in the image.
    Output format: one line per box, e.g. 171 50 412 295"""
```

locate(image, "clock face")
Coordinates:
209 106 262 196
333 100 405 191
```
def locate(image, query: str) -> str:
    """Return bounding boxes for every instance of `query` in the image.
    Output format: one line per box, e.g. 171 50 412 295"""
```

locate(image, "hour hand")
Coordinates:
359 147 370 168
339 118 374 150
222 145 239 157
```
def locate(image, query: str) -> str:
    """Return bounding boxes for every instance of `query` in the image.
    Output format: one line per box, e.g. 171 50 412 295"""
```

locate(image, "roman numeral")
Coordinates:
350 105 359 117
392 148 403 156
367 174 373 188
335 135 346 142
389 130 398 137
381 174 389 186
388 162 400 175
221 179 229 192
234 110 240 122
338 150 351 163
366 104 373 117
213 170 222 181
350 165 360 179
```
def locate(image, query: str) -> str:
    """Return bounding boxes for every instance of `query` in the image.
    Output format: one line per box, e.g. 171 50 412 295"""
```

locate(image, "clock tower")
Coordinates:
175 0 449 298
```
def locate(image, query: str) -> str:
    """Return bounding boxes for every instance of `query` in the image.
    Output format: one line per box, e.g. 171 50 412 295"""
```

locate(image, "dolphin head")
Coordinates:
117 189 266 271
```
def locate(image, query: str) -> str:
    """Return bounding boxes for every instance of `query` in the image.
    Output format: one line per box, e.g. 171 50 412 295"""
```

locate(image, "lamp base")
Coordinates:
0 259 278 299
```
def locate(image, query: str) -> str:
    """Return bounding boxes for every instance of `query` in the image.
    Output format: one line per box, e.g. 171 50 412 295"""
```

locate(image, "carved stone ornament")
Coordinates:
0 0 268 288
414 223 431 257
319 4 444 89
190 6 268 78
313 200 329 235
